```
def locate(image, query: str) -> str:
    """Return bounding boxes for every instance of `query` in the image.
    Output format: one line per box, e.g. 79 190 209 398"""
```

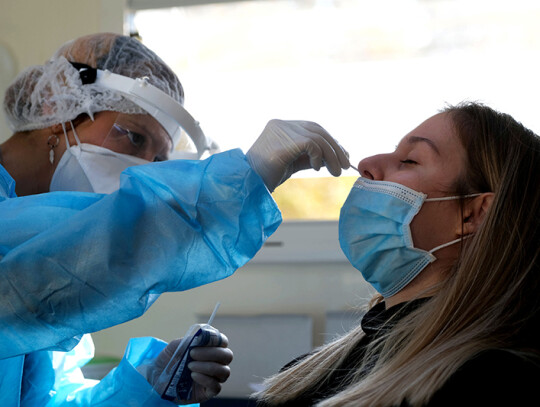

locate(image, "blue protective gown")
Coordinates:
0 149 282 406
17 334 197 406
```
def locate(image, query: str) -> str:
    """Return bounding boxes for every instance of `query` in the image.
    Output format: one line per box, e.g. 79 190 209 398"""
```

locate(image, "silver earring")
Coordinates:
47 134 60 164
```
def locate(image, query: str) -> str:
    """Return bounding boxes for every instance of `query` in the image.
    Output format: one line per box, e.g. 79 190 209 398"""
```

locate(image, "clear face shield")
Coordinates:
49 63 219 194
102 113 173 162
70 62 218 160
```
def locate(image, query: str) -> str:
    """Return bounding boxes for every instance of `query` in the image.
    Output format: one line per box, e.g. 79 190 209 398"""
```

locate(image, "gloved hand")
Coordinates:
144 328 233 405
246 119 350 192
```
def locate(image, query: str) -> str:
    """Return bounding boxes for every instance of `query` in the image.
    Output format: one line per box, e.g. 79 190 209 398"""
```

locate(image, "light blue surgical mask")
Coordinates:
339 178 478 298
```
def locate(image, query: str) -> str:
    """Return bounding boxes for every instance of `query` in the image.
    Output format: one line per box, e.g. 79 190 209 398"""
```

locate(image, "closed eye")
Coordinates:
400 159 418 164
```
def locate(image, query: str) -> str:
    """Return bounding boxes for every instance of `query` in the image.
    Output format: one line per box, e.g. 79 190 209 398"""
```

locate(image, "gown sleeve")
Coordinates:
21 335 198 407
0 149 281 358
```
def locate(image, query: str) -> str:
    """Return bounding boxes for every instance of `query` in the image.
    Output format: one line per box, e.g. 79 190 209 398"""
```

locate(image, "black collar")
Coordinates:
361 298 431 338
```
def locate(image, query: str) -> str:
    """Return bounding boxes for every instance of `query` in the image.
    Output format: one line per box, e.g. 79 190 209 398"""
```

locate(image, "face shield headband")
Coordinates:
69 62 218 158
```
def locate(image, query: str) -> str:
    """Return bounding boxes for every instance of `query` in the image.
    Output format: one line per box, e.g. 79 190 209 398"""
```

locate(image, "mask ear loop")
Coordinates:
60 121 82 148
429 234 473 254
425 193 482 202
425 193 482 254
60 122 71 148
70 121 82 146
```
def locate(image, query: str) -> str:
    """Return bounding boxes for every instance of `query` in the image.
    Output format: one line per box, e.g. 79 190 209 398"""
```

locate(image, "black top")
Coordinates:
257 299 540 406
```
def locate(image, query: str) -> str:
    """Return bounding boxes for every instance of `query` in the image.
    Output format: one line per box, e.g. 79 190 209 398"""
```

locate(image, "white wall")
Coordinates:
91 221 372 352
0 0 125 141
90 244 371 398
89 222 373 398
91 249 370 356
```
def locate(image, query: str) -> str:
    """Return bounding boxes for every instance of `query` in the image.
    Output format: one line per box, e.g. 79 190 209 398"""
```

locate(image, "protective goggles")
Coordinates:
70 62 218 159
102 112 172 162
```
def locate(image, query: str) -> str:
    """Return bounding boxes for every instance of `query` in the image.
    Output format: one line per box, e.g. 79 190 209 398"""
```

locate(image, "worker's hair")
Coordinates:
256 102 540 406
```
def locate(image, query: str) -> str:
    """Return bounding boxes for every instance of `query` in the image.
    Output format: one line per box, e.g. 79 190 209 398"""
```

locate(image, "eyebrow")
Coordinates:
407 136 441 156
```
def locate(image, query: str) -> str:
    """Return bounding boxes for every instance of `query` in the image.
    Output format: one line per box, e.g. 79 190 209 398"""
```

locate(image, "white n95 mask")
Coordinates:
50 123 149 194
339 178 478 298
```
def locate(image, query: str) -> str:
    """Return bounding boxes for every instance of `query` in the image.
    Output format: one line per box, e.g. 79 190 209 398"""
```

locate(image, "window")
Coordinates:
129 0 540 220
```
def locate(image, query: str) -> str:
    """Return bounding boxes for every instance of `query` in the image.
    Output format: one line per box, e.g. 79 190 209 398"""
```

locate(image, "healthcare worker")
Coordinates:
0 33 350 406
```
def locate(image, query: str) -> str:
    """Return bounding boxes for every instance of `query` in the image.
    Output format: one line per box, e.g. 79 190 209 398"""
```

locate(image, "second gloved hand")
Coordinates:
141 329 233 405
246 119 350 192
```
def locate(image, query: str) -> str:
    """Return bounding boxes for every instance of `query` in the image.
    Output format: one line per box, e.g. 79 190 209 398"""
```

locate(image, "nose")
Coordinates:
138 144 169 162
140 151 158 162
358 154 386 180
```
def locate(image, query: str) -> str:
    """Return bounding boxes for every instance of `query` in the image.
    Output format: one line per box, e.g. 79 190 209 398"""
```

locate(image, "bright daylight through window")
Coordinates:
129 0 540 219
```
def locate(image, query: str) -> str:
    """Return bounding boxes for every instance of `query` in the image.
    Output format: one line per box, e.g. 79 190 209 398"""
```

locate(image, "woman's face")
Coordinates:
69 111 172 162
357 112 467 251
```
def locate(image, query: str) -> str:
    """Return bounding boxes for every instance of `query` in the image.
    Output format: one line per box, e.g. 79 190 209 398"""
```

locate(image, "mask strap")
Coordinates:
429 234 472 254
426 193 481 254
60 122 71 148
425 193 482 202
71 121 82 146
60 121 82 148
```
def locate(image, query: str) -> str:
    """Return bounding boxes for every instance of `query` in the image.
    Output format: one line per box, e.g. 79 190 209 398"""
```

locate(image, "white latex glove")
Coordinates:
246 119 350 192
144 330 233 405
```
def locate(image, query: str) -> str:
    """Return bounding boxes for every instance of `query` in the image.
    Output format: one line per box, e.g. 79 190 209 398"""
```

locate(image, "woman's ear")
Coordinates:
458 192 494 236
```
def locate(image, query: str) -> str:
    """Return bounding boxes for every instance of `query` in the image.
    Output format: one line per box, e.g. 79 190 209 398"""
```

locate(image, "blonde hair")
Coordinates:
257 102 540 406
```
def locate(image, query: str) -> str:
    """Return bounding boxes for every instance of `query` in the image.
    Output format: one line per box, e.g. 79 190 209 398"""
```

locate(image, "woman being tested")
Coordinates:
257 102 540 406
0 33 350 406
